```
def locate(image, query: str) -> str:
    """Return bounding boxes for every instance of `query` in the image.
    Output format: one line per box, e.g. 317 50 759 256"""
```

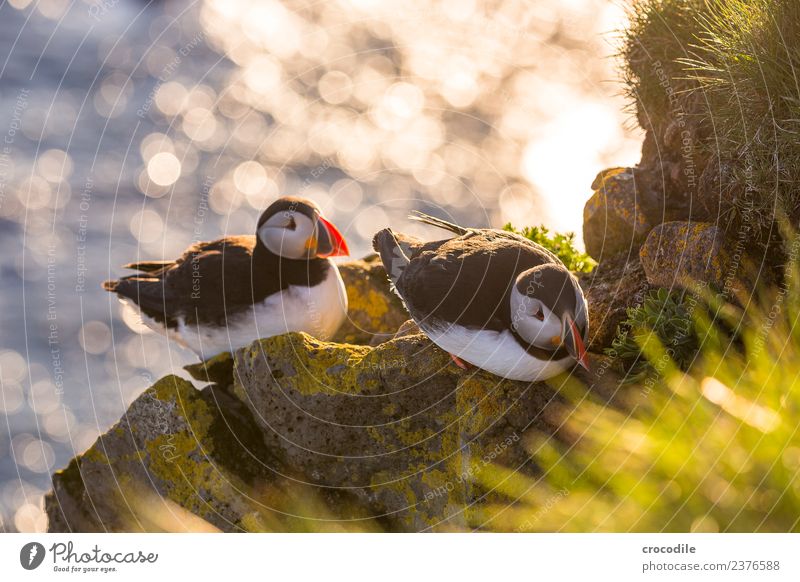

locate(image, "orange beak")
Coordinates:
315 215 350 258
563 314 590 371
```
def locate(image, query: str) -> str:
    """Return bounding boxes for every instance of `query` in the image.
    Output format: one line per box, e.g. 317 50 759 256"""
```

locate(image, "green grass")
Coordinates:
503 223 596 273
622 0 800 253
608 288 700 382
621 0 705 123
476 246 800 532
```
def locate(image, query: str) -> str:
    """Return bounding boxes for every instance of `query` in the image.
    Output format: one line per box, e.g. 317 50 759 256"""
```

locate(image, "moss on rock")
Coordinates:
333 255 409 345
45 376 287 532
46 332 562 532
233 332 557 531
638 221 738 292
583 167 651 261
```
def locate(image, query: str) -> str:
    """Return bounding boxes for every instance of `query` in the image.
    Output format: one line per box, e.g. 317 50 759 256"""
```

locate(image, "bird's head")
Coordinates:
509 263 589 370
256 196 349 260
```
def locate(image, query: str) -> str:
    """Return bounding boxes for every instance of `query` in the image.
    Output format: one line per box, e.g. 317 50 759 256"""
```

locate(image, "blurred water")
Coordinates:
0 0 641 531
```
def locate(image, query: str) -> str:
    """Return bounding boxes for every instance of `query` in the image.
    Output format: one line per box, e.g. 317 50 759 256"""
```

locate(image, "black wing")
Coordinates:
396 230 559 331
103 235 284 327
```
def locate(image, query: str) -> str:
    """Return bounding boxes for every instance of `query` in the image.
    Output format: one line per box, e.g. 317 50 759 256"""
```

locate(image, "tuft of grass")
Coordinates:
621 0 705 124
621 0 800 254
475 246 800 533
608 288 700 382
503 223 596 273
687 0 800 244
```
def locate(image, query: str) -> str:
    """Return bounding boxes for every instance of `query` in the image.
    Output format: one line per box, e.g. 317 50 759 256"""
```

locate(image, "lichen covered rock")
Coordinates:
333 254 409 344
46 328 564 532
45 374 384 532
45 375 276 532
583 167 651 260
233 332 556 531
638 221 733 291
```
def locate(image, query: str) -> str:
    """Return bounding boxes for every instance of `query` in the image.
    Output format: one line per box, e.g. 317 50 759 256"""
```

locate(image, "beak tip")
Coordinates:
317 215 349 258
565 315 589 372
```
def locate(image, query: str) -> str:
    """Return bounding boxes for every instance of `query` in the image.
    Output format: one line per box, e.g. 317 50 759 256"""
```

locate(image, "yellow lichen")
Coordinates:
346 283 391 327
81 446 110 465
132 376 253 524
457 375 510 435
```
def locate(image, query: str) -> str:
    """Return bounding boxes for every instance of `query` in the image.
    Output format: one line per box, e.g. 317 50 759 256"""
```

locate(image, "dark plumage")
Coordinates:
374 217 560 334
103 196 350 358
102 236 330 327
373 212 589 380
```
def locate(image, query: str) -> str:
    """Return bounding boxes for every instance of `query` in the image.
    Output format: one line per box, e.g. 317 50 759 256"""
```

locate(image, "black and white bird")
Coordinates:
373 212 589 381
103 196 350 358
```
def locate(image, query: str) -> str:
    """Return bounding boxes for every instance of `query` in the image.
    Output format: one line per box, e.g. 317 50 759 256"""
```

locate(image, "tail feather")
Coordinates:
103 276 161 305
408 211 469 236
102 276 174 326
123 260 173 273
372 228 412 286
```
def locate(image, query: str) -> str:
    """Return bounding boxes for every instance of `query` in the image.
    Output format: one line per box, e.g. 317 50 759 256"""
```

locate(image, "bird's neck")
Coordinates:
252 239 330 292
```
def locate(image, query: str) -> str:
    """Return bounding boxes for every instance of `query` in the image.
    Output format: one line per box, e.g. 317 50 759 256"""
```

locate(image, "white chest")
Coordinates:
425 323 572 382
139 262 348 359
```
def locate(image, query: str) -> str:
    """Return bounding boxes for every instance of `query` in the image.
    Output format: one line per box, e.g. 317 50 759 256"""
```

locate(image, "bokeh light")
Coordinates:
146 152 182 186
0 0 643 532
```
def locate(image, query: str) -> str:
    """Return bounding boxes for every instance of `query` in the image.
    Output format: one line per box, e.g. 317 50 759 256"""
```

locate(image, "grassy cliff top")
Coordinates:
623 0 800 249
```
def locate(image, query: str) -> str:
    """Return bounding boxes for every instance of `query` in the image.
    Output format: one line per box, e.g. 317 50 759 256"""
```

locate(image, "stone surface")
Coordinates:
393 319 421 339
634 93 714 225
45 375 275 532
583 167 651 260
580 252 651 352
638 221 732 290
233 332 556 531
47 331 563 532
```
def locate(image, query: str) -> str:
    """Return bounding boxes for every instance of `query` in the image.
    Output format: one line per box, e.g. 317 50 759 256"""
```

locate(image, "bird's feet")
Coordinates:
449 353 473 370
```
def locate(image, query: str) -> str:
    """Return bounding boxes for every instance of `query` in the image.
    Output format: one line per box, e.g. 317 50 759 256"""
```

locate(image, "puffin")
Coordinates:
103 196 350 358
373 212 589 381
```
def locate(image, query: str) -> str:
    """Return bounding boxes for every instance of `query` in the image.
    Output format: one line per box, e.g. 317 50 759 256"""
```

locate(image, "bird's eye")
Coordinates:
532 306 544 321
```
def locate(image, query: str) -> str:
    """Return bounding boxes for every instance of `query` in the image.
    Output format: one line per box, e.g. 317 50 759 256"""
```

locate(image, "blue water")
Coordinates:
0 0 236 531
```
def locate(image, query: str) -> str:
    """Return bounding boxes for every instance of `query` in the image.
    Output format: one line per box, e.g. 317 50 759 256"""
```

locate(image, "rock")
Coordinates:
580 252 650 352
639 221 734 291
368 319 421 346
45 374 378 533
634 94 714 225
583 167 651 260
393 319 421 339
46 331 565 532
697 155 731 224
45 375 277 532
332 254 409 344
233 332 557 531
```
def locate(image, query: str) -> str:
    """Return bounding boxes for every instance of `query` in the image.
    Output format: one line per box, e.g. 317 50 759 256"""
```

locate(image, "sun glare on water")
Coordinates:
198 0 642 249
